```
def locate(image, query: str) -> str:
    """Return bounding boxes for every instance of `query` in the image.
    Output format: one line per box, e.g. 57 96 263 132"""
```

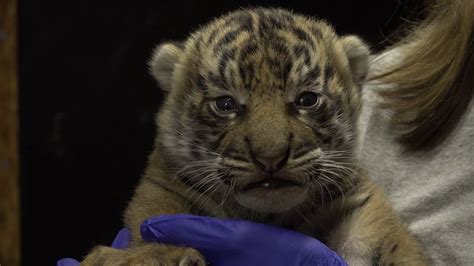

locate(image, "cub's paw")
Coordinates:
81 244 206 266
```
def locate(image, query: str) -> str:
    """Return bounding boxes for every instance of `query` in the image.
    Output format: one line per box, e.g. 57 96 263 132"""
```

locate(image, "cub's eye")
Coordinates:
296 92 319 107
215 96 238 112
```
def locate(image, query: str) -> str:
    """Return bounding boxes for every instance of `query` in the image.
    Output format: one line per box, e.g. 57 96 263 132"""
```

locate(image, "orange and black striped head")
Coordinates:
150 8 369 213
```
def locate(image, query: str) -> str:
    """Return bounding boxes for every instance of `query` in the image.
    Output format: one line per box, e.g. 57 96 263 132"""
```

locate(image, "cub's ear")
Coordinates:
149 42 184 91
340 35 370 83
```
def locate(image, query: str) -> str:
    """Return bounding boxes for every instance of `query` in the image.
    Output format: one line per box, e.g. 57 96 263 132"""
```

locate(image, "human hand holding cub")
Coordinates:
58 214 346 266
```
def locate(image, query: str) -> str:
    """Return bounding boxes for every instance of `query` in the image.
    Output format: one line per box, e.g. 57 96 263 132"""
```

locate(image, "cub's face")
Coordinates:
151 8 369 213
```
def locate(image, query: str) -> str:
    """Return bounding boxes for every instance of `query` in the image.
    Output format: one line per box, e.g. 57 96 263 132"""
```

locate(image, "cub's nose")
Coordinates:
244 135 292 176
254 154 288 175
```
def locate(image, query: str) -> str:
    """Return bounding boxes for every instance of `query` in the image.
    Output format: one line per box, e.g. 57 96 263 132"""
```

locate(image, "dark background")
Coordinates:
19 0 423 264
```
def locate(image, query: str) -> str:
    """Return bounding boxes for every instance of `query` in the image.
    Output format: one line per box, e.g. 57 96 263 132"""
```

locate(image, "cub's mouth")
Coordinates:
235 177 308 213
241 178 302 192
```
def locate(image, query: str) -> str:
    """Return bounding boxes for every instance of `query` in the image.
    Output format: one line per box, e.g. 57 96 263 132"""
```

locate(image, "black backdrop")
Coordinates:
19 0 422 264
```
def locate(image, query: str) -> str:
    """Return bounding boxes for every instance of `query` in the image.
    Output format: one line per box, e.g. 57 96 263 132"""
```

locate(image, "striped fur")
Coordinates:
83 8 427 265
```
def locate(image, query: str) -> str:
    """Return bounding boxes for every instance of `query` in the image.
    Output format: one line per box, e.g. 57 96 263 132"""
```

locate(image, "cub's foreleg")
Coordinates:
328 181 427 265
82 178 207 265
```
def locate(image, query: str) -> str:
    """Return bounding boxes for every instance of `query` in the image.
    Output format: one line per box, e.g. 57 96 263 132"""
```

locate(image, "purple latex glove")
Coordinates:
141 214 347 266
56 227 130 266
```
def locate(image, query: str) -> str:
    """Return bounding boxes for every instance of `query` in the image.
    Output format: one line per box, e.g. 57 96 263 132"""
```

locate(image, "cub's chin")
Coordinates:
234 178 308 213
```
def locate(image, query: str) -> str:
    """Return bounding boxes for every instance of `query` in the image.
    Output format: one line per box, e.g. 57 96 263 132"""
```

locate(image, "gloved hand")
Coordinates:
141 214 347 266
56 227 130 266
58 214 347 266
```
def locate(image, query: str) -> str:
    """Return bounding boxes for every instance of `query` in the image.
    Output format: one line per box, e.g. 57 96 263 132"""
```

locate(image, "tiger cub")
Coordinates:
83 8 427 265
